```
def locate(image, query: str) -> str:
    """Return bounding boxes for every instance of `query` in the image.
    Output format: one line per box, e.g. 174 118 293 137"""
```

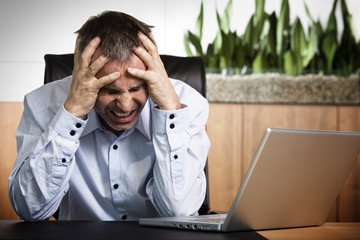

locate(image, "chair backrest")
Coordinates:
43 53 210 215
44 54 206 97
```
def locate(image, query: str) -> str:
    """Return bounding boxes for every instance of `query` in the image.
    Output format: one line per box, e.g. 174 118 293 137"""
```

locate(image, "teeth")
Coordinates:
112 111 131 117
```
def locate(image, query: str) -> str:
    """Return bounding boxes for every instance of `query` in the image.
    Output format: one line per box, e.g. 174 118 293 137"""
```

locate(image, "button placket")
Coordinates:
109 139 126 213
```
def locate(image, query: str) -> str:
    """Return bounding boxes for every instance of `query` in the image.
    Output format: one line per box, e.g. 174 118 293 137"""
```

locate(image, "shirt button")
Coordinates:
70 130 76 136
62 158 67 163
122 215 127 220
113 184 119 189
169 114 175 119
75 123 82 128
170 123 175 129
174 154 178 159
113 145 118 150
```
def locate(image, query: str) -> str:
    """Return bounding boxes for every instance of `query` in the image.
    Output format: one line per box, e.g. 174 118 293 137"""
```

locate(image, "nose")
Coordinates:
115 92 133 112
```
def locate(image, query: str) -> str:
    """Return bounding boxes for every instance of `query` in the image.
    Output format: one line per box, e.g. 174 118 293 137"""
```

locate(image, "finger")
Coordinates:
87 55 109 77
74 37 82 68
138 32 157 55
127 68 159 87
133 46 152 67
127 67 148 81
79 37 101 69
97 72 120 88
148 32 156 45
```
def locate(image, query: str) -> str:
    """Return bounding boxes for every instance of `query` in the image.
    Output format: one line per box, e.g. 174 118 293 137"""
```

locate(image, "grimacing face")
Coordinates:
93 52 149 136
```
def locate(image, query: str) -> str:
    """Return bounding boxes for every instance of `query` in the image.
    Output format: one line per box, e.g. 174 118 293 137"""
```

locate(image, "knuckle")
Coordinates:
87 65 96 76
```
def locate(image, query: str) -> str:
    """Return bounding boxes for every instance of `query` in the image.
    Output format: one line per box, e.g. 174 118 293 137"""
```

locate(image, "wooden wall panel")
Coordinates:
242 104 338 173
207 103 243 212
338 106 360 221
0 102 23 220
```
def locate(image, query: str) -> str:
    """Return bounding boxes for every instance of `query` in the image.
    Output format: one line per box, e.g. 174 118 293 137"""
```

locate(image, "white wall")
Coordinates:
1 0 359 102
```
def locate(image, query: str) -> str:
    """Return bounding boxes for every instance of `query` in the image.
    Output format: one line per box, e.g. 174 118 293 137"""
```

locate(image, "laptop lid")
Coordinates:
140 128 360 232
223 128 360 231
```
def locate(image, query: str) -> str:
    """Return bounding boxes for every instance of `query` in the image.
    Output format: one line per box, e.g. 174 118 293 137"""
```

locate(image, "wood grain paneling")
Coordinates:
0 102 23 220
338 107 360 221
242 104 338 173
207 103 243 212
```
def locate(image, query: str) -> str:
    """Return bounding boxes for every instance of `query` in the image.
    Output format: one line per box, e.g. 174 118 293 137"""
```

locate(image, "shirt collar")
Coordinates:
81 98 152 140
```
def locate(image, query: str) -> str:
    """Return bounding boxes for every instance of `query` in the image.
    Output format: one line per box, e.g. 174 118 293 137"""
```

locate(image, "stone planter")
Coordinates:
206 72 360 105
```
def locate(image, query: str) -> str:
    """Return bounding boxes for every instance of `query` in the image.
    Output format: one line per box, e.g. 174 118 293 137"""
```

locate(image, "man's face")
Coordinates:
93 50 148 136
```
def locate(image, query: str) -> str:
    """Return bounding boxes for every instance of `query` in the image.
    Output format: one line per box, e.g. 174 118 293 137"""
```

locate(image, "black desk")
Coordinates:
0 220 265 240
2 221 359 240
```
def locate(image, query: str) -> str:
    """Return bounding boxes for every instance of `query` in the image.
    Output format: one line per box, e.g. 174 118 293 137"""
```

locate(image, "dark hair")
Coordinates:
75 11 153 61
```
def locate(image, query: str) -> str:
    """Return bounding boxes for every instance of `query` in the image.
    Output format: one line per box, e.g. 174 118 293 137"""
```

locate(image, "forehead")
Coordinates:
103 57 146 90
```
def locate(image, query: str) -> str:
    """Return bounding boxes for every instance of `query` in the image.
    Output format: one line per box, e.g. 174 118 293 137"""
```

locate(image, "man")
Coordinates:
8 11 210 221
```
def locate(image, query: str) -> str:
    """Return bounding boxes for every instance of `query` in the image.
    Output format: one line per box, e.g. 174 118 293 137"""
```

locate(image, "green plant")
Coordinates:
184 0 360 76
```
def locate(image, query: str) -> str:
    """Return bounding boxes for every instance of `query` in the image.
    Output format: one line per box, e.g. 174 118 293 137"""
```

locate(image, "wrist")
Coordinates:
64 100 87 119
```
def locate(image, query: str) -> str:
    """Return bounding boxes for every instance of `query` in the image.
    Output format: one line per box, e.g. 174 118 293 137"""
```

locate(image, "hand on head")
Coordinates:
64 37 119 119
128 32 181 110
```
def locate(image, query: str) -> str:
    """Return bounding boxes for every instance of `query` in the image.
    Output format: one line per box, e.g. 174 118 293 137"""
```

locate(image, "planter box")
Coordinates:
206 73 360 105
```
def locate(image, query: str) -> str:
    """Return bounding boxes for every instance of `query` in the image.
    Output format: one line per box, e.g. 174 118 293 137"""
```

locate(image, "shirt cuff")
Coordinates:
50 105 87 141
152 104 190 134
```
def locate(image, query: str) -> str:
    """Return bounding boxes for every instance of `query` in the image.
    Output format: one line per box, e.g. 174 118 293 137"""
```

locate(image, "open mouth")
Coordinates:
112 111 132 118
110 110 136 123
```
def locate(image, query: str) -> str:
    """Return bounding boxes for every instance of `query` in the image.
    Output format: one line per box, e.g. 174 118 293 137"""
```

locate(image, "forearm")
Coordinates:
147 103 210 217
9 103 85 221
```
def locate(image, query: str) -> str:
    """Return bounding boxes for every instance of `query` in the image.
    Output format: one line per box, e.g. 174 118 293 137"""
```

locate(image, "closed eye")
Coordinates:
99 87 122 95
129 83 147 92
99 83 147 95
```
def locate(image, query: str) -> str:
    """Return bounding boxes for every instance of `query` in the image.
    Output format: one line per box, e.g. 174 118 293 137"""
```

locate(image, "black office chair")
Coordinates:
44 53 210 216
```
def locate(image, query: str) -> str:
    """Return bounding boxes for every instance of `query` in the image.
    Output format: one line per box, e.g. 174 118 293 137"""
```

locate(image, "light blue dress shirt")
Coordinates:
8 76 210 221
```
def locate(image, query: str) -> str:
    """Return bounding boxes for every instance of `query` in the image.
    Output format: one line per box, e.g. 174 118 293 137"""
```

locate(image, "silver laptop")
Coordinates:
139 128 360 232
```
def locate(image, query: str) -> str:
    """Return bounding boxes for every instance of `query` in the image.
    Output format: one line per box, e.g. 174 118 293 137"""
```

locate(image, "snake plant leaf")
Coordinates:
213 0 233 59
223 0 233 33
243 16 257 59
220 30 237 68
196 1 204 40
276 0 290 66
303 26 318 68
322 33 337 71
304 2 314 24
326 0 338 33
334 0 356 74
339 0 355 53
188 31 203 57
184 34 193 57
216 0 232 34
304 2 323 37
265 12 277 57
283 50 297 75
254 0 265 25
253 52 270 74
290 18 306 72
234 37 246 68
206 43 219 69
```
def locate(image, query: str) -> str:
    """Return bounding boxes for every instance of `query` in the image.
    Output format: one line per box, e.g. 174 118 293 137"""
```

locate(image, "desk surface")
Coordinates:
0 221 359 240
